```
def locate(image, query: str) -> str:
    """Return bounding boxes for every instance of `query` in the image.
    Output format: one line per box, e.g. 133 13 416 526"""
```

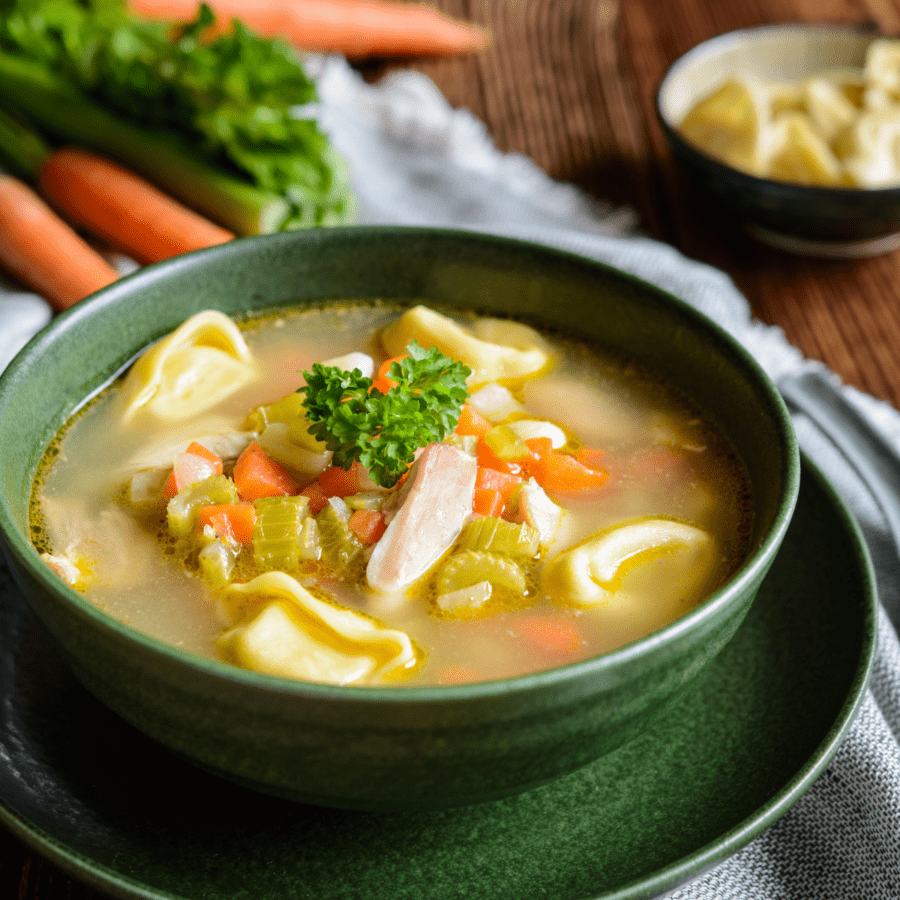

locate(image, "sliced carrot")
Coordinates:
348 509 387 544
454 403 492 438
233 441 298 500
515 615 583 654
196 501 257 544
38 148 234 265
128 0 488 59
524 438 609 493
0 174 119 311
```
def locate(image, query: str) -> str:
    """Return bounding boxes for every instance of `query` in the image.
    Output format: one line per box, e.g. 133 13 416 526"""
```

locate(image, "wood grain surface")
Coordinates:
4 0 900 896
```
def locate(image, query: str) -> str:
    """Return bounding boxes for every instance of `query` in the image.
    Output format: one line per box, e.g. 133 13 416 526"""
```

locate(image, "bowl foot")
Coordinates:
745 222 900 259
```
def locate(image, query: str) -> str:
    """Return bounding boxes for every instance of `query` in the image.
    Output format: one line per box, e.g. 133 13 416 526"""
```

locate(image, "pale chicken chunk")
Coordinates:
366 442 477 593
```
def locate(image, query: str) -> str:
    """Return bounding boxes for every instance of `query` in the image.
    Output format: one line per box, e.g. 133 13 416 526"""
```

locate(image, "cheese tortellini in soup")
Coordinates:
121 310 257 421
217 572 419 685
678 38 900 187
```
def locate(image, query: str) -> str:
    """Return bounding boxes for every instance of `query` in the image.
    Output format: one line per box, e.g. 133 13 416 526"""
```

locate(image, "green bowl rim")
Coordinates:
0 225 801 704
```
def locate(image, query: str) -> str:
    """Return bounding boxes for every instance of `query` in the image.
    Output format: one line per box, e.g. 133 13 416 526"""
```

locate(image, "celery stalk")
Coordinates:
0 53 289 236
0 107 49 180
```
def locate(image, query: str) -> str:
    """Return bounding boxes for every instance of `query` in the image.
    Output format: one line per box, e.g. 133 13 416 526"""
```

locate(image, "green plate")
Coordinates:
0 455 876 900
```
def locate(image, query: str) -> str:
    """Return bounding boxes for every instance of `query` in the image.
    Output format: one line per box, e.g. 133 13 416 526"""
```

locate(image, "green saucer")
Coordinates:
0 455 876 900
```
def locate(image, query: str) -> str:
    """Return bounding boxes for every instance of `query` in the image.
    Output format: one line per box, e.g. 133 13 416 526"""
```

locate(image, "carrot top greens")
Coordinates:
299 343 470 489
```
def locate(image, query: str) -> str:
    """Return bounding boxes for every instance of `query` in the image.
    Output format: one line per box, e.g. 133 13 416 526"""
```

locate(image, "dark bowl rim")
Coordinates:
655 22 900 201
0 224 801 705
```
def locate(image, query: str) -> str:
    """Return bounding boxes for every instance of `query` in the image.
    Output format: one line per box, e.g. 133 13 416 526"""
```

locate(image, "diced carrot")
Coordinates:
348 509 387 544
316 462 368 498
515 615 583 654
233 441 298 500
196 502 257 544
476 437 527 476
186 441 224 468
164 441 225 499
299 481 329 515
524 438 608 493
455 403 492 438
475 467 522 502
472 487 504 518
371 354 407 394
472 466 522 517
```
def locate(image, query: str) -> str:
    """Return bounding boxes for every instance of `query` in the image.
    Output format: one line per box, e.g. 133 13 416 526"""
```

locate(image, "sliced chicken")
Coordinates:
366 442 477 593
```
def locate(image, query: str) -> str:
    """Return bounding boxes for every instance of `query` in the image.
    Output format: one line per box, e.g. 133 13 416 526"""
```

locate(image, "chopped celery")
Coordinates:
317 498 363 571
436 581 493 615
436 550 527 597
343 491 387 512
199 538 239 586
298 516 321 561
457 518 540 559
167 475 239 538
253 495 311 571
126 468 169 513
484 424 530 461
287 412 329 453
245 394 325 453
445 434 479 456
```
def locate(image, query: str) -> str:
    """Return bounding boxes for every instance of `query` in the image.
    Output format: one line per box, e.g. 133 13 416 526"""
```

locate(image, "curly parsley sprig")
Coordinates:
298 342 471 488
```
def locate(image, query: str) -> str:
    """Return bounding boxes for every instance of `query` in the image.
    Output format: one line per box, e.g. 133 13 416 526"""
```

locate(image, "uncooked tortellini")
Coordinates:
678 38 900 187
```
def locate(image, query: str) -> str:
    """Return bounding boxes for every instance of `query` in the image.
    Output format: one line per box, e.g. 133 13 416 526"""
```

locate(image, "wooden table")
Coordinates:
3 0 898 896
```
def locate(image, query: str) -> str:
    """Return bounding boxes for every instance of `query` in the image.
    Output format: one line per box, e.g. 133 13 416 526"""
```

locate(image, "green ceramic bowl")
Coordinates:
0 227 800 811
657 25 900 258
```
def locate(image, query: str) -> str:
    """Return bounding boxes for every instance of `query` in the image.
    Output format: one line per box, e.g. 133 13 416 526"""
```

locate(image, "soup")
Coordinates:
30 303 751 687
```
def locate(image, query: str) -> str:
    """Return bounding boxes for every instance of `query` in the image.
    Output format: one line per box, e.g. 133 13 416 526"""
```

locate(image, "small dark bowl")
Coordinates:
657 24 900 257
0 227 800 811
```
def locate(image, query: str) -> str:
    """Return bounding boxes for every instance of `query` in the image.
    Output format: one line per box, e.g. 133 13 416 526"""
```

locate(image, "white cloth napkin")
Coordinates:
3 55 900 898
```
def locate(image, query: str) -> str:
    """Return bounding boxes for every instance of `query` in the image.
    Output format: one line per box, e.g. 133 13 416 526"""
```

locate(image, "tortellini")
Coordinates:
380 305 550 388
216 572 419 686
121 310 257 422
542 518 714 608
678 38 900 187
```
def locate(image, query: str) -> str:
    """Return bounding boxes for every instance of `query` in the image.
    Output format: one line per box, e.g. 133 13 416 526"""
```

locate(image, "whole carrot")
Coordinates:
38 148 235 266
0 174 120 311
128 0 488 58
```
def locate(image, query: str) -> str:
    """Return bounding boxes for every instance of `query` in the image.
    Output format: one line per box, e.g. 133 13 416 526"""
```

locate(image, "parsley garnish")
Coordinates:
299 342 470 488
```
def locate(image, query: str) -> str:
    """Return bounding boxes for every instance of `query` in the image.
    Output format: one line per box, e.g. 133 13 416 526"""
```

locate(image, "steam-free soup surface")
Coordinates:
31 304 751 687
